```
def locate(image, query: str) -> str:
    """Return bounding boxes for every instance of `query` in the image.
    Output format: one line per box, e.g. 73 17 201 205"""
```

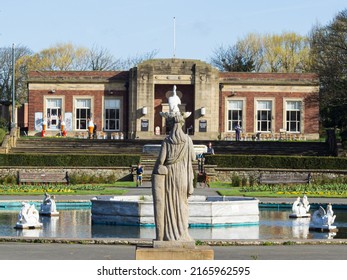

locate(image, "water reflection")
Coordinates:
0 208 347 240
291 218 310 239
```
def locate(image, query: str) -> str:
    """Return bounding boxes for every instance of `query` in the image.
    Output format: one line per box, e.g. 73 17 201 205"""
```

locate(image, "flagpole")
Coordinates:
11 43 16 128
173 17 176 58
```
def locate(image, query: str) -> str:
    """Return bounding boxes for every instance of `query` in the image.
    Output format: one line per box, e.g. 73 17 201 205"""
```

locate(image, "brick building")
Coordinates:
27 58 320 140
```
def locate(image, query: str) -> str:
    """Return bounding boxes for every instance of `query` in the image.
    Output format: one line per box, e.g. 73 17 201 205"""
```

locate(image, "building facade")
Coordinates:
27 58 320 140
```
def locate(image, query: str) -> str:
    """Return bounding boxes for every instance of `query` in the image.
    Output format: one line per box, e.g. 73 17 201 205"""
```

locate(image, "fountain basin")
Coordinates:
91 195 259 227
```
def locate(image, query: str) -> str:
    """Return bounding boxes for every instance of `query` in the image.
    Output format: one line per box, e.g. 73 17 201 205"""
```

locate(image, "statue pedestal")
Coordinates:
39 211 59 216
289 213 311 218
153 240 196 249
309 225 338 232
136 245 214 260
14 222 43 229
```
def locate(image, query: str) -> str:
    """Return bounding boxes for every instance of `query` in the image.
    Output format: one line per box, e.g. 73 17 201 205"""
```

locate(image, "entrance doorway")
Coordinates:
154 84 194 135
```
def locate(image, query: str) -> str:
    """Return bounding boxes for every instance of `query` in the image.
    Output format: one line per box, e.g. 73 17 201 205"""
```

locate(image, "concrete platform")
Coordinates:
136 245 214 260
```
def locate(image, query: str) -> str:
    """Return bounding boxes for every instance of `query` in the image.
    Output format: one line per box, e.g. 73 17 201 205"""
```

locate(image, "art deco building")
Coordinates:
27 58 319 140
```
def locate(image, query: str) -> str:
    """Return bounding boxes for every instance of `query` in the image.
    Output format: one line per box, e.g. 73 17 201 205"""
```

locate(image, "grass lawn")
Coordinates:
0 182 135 196
2 180 347 198
210 181 347 198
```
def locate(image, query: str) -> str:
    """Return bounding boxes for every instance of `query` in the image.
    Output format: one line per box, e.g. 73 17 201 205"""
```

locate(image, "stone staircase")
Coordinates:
10 138 162 155
10 137 332 156
201 140 332 157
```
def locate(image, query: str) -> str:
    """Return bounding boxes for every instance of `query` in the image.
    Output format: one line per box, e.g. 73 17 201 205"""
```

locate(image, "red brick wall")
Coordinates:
220 90 319 134
28 89 128 132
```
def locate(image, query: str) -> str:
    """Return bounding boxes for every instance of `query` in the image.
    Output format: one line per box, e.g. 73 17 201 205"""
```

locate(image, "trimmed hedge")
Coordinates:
0 154 141 167
205 154 347 170
0 128 6 144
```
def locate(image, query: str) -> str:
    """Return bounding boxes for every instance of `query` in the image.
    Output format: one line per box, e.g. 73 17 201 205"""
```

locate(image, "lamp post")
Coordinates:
11 43 16 129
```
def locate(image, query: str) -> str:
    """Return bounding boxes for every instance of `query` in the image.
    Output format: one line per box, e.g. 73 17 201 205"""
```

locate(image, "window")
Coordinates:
75 99 91 130
286 101 301 132
257 101 272 132
46 98 62 130
227 100 243 131
105 99 120 131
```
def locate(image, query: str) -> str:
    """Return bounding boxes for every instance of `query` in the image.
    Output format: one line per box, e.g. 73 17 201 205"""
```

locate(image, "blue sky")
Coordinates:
0 0 345 62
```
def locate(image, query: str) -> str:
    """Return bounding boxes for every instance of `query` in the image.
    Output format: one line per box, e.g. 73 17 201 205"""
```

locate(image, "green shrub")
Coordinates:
68 173 117 184
0 118 9 131
249 175 257 187
0 128 6 144
231 173 241 187
241 176 248 187
0 174 16 184
204 154 347 170
0 154 141 167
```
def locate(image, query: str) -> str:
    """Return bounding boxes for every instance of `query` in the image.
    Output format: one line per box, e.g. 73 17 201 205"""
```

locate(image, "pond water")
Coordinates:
1 207 347 240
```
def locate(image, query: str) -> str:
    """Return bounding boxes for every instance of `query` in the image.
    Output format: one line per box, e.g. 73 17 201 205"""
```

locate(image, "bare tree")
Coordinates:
115 49 159 70
0 45 33 104
210 44 256 72
88 45 120 70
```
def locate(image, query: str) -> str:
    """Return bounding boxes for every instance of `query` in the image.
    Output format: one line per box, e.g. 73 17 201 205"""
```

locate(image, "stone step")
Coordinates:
9 138 333 156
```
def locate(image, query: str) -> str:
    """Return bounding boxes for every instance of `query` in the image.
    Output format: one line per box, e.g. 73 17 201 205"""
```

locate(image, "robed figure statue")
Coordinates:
152 111 195 242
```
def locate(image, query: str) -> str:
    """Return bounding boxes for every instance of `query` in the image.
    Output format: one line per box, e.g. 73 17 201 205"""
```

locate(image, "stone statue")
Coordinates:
15 202 42 229
290 195 310 217
168 85 181 113
152 112 195 243
311 204 336 228
40 192 59 216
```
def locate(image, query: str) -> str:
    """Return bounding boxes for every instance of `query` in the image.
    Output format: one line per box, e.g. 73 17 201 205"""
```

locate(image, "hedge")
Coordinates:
0 154 141 167
0 128 6 145
205 154 347 170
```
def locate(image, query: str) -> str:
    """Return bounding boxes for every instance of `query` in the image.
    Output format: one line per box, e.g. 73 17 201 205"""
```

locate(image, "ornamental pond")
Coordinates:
1 201 347 240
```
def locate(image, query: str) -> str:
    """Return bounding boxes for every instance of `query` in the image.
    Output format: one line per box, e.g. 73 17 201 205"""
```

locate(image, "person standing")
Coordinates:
207 142 215 154
235 122 242 141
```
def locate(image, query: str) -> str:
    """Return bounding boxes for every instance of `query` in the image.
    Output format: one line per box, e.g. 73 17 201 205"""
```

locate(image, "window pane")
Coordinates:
80 120 86 129
228 100 243 110
258 101 271 110
227 100 243 132
76 99 91 107
109 120 116 130
105 99 120 109
104 99 121 131
286 101 301 132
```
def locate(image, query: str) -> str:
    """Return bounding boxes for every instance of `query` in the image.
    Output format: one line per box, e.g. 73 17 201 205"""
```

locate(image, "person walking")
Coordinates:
135 163 144 187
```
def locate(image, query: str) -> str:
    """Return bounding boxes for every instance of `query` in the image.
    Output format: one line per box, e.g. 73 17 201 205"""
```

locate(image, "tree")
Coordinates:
0 45 33 104
26 42 158 71
115 49 159 70
210 45 255 72
210 32 310 73
309 9 347 133
87 45 120 70
262 33 310 73
26 43 89 71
